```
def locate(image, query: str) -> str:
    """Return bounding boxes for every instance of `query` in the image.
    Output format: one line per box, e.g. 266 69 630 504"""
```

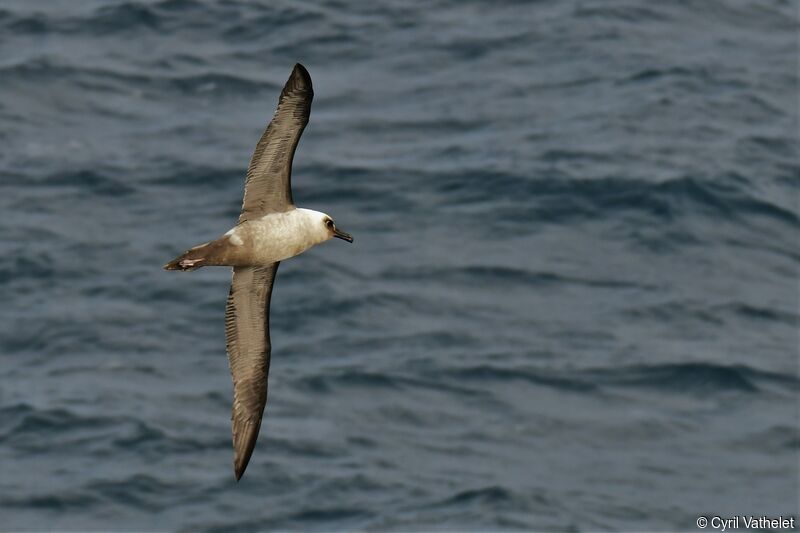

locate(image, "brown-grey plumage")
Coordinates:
225 64 312 481
225 264 279 481
163 63 354 482
239 63 313 221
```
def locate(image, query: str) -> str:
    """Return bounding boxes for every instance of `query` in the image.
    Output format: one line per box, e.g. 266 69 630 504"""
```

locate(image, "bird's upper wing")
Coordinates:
238 64 313 222
225 263 280 480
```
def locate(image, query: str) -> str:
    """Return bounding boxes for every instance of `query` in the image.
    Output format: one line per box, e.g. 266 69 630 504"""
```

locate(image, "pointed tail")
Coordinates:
163 243 210 271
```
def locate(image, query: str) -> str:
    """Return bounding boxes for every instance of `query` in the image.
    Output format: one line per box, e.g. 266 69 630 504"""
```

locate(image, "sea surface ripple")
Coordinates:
0 0 797 531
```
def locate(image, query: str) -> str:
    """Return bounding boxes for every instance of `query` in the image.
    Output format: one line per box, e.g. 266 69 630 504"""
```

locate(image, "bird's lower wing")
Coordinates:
225 263 279 480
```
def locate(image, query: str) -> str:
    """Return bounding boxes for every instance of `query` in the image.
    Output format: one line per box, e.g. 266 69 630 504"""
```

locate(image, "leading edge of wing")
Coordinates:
238 64 313 222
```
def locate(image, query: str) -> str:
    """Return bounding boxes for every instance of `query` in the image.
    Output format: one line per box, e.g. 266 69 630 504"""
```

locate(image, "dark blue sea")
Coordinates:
1 1 798 531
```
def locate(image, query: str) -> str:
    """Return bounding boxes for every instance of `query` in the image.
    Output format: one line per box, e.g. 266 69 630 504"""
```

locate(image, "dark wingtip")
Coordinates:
293 63 309 77
234 452 251 481
289 63 312 91
232 417 261 482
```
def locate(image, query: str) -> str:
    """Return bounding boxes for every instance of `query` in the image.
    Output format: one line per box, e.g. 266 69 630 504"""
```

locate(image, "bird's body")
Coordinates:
165 208 337 270
164 64 353 480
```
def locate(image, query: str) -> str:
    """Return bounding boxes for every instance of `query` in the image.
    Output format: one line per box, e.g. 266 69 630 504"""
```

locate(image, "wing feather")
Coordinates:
225 263 280 480
238 64 313 221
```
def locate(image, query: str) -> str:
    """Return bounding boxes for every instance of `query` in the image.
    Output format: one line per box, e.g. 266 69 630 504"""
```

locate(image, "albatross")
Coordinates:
164 64 353 481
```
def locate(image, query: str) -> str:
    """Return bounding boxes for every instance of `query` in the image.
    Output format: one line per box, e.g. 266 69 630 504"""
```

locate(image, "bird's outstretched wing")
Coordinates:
238 63 313 222
225 263 280 480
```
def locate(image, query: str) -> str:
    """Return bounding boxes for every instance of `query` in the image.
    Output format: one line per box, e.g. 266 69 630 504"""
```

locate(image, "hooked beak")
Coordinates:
333 228 354 243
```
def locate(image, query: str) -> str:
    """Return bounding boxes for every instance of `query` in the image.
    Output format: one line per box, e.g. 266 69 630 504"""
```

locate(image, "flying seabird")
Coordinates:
164 64 353 481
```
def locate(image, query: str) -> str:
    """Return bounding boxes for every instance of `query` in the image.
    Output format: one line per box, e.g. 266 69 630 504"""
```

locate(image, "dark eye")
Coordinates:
325 219 334 229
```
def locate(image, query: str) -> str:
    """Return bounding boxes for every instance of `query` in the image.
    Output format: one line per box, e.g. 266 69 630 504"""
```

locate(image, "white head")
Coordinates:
298 208 354 245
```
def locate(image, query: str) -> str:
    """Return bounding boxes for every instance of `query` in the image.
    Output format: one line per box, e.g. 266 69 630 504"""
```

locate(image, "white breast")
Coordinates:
240 208 328 264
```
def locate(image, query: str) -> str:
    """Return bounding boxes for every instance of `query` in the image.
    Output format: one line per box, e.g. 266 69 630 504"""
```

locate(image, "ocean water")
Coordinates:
0 0 798 531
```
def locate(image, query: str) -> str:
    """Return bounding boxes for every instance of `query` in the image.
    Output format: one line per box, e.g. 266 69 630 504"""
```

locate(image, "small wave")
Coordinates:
0 404 121 455
294 164 418 211
0 57 278 98
346 435 378 448
262 436 344 459
382 264 650 290
282 291 468 331
302 370 402 392
33 169 137 196
166 72 278 96
729 424 800 454
47 364 163 378
624 301 727 327
289 507 370 523
0 251 58 284
327 292 432 316
201 506 372 533
297 368 488 398
447 365 598 393
147 166 244 188
0 491 100 511
587 362 799 394
435 31 532 61
624 67 695 83
437 362 798 396
0 404 224 461
3 3 160 36
718 303 797 325
599 176 796 225
440 486 515 506
154 0 206 12
3 0 327 45
435 172 799 229
0 404 112 439
221 10 326 42
540 149 617 163
739 135 799 159
5 12 50 34
85 474 177 512
618 65 749 93
86 3 161 34
573 5 670 23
